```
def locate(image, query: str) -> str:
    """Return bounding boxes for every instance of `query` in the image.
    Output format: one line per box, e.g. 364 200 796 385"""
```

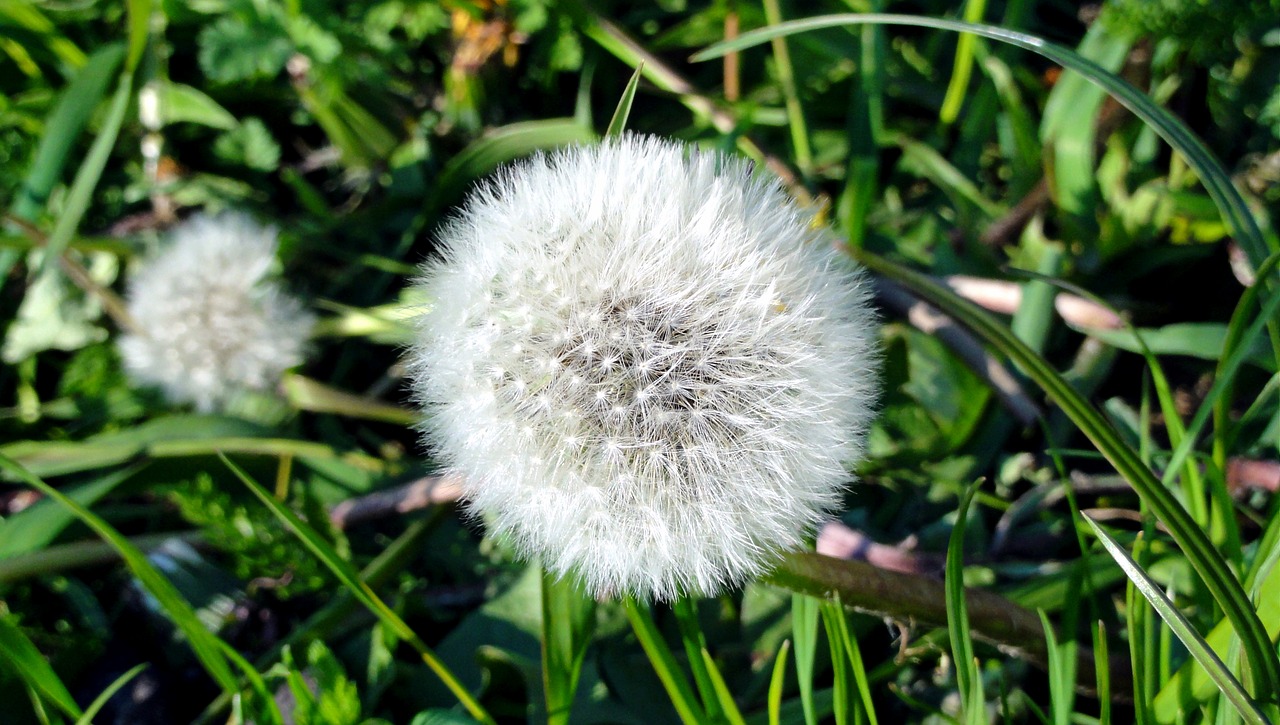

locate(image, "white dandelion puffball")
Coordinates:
408 137 879 601
118 212 314 412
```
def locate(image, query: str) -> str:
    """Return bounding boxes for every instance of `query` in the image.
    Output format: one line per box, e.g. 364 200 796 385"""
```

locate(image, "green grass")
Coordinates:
2 1 1279 723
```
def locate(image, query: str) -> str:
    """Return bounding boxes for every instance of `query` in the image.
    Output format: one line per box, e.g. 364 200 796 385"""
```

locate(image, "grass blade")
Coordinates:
75 663 147 725
690 13 1276 271
622 597 706 725
699 647 748 725
0 615 83 719
672 597 731 723
605 63 643 137
938 0 987 124
0 453 238 692
219 454 496 725
792 593 821 725
847 247 1280 700
762 0 812 176
768 639 791 725
947 482 983 722
1086 519 1269 725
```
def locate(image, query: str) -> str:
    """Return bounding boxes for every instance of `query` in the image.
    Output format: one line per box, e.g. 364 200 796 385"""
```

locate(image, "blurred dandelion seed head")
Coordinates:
408 137 879 601
118 212 314 412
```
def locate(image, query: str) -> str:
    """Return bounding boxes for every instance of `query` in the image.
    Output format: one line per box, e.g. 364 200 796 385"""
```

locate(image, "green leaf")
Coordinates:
0 453 239 692
197 15 293 84
157 81 238 130
1089 323 1275 372
0 615 83 719
1086 519 1269 725
847 248 1280 700
219 454 495 725
605 63 643 137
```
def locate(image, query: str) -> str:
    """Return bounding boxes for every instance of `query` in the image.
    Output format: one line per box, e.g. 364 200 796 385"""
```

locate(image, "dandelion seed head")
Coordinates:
118 212 313 412
408 137 879 601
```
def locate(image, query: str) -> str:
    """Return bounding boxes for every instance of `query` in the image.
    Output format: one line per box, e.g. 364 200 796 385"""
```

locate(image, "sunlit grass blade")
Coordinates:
690 13 1275 271
846 247 1280 699
540 569 595 725
768 639 791 725
74 663 146 725
0 464 140 557
792 593 821 725
938 0 986 124
621 597 706 725
699 647 747 725
0 615 83 719
1086 519 1269 725
947 482 983 723
219 453 496 725
605 63 643 137
762 0 811 176
0 453 239 692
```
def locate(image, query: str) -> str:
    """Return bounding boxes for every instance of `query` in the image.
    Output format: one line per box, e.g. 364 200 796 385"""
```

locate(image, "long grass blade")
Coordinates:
1086 519 1268 725
219 454 496 725
621 598 706 725
605 63 643 137
0 453 238 692
947 482 983 722
0 615 83 719
690 13 1276 271
846 248 1280 699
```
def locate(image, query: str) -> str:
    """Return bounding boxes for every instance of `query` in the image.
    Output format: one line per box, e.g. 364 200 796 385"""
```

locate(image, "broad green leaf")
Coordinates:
1087 519 1269 725
1089 323 1274 372
791 594 820 725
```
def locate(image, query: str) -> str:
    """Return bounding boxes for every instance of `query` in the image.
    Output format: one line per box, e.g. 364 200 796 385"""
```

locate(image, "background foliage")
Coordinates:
1 0 1279 722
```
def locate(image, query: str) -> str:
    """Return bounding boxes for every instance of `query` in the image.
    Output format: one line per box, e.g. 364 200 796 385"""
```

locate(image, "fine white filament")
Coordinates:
119 212 313 411
409 137 878 601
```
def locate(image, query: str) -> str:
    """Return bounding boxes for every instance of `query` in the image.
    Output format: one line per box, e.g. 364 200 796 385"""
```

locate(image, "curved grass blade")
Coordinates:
1085 519 1269 725
0 453 238 692
690 13 1275 271
605 63 643 138
699 647 747 725
847 248 1280 700
939 0 987 124
219 454 496 725
0 615 82 719
75 663 147 725
768 639 791 725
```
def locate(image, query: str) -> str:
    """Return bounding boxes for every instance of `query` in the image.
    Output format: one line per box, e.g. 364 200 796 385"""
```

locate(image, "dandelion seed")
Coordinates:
407 136 879 601
118 212 313 412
